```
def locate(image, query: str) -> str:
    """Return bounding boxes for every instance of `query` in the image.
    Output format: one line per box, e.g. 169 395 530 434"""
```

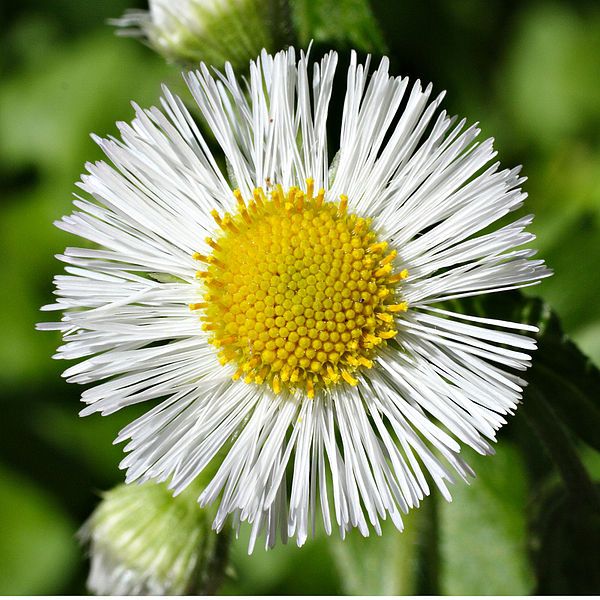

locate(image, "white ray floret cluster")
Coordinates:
40 48 551 551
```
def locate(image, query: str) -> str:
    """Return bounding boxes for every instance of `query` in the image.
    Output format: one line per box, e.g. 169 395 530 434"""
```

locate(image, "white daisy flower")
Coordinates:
40 48 551 551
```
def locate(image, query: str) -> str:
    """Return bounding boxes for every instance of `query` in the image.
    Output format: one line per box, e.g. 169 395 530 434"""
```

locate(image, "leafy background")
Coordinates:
1 0 599 594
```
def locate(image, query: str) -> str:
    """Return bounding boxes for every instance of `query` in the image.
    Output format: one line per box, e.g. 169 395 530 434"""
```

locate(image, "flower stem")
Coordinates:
195 528 232 595
269 0 296 49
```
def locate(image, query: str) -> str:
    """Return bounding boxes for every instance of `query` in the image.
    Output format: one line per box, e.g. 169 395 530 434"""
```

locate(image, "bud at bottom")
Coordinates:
81 481 216 595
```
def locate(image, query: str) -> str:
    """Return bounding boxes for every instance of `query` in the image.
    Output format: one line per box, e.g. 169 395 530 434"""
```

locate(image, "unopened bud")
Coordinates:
80 481 219 595
113 0 283 69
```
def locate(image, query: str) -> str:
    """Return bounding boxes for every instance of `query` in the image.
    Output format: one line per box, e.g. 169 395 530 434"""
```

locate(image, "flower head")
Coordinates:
41 49 550 551
81 481 211 595
199 185 407 396
113 0 277 68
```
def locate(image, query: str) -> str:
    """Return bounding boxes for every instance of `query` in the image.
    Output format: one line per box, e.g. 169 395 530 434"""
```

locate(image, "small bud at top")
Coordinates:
113 0 282 69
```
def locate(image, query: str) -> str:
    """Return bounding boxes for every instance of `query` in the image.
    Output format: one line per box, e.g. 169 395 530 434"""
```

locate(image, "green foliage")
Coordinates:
221 528 341 595
460 292 600 454
291 0 387 53
439 444 534 595
531 306 600 455
497 2 600 366
501 4 600 151
329 508 421 594
0 462 77 594
530 484 600 595
0 24 171 387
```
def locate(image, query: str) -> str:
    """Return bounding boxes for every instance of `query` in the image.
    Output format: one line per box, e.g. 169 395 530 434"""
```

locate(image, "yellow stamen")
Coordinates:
339 195 348 215
342 370 358 386
233 188 245 208
274 184 284 207
374 264 392 278
240 208 252 224
376 312 394 323
287 186 297 205
379 329 398 339
253 188 266 208
386 302 409 313
222 214 239 233
206 255 225 269
388 269 409 284
380 250 397 266
188 302 207 310
205 237 221 251
369 241 388 253
214 335 236 347
315 188 325 208
346 355 359 367
191 184 408 398
306 178 314 200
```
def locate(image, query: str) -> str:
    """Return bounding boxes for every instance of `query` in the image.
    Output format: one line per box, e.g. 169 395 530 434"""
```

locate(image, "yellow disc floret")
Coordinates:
191 180 408 398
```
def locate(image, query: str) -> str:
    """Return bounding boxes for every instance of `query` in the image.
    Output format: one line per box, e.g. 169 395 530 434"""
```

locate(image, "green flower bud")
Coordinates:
113 0 286 69
80 481 220 595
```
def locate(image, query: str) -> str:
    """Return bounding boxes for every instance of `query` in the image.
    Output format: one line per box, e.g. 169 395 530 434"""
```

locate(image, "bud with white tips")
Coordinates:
113 0 283 68
80 481 221 595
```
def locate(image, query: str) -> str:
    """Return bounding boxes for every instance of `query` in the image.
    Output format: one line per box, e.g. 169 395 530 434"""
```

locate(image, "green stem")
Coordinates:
416 489 440 595
269 0 297 49
522 384 600 513
195 528 232 595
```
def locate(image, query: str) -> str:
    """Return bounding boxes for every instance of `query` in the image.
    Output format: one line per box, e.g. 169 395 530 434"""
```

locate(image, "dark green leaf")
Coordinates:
290 0 387 54
458 292 600 453
529 483 600 594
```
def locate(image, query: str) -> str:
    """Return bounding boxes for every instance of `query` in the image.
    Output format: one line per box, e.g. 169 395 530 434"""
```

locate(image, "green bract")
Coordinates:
115 0 279 68
82 481 213 595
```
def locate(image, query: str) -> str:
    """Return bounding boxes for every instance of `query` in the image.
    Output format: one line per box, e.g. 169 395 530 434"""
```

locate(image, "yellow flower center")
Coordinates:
191 180 408 398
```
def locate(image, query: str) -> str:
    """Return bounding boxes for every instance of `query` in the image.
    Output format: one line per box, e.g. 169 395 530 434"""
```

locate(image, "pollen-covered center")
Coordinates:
191 180 408 398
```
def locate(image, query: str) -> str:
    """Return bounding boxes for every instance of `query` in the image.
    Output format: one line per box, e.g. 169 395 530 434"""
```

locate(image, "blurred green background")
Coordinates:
1 0 599 594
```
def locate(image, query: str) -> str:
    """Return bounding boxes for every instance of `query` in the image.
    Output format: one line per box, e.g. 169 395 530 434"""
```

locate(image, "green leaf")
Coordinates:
530 328 600 455
529 483 600 595
456 293 600 453
220 526 341 595
329 507 421 595
438 442 534 595
290 0 387 54
0 462 77 594
530 205 600 342
575 319 600 369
